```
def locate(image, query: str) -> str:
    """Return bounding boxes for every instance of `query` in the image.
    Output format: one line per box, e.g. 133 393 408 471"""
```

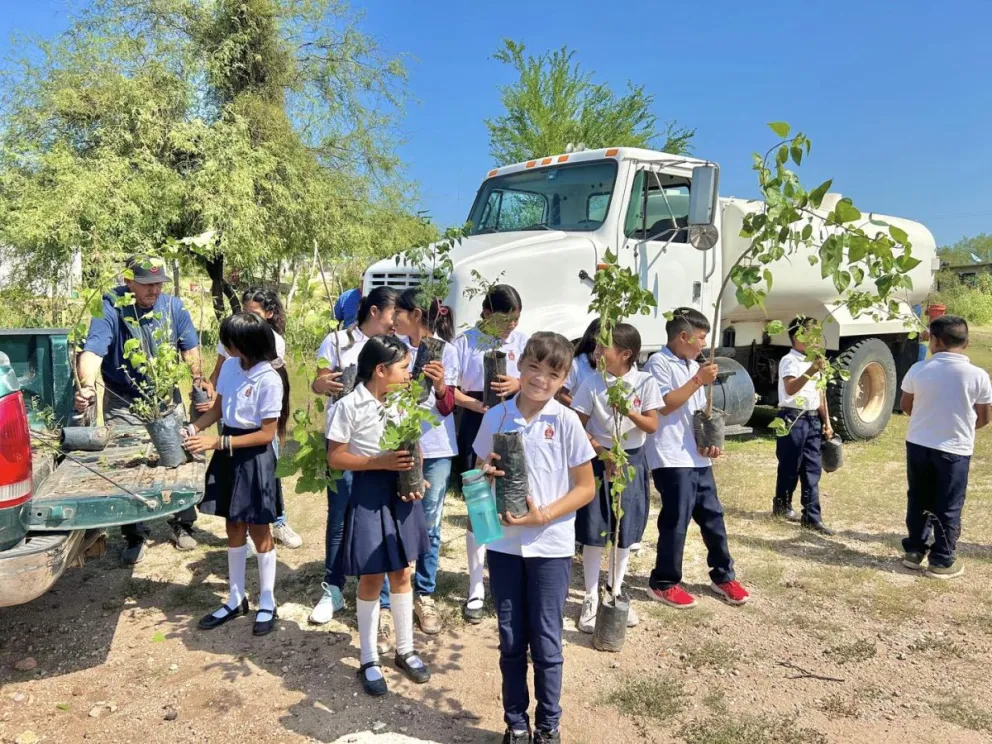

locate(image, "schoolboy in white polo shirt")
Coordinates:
773 316 835 534
474 332 596 744
900 315 992 578
644 308 749 610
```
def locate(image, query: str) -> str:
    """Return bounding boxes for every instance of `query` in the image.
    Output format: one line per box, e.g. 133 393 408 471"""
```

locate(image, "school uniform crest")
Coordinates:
508 351 516 361
245 386 253 397
544 425 555 440
633 396 642 408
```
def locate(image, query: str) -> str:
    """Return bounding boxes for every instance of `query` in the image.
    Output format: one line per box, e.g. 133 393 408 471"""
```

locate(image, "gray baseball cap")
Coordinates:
124 254 171 284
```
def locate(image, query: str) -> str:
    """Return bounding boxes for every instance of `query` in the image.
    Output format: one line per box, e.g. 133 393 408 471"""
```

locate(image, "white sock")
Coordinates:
214 544 248 618
607 547 632 593
357 597 383 681
391 591 424 668
466 531 486 609
256 547 277 616
583 545 603 597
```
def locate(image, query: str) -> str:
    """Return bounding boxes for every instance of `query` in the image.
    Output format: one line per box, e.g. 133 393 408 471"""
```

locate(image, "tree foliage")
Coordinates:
485 39 694 164
0 0 429 302
937 233 992 266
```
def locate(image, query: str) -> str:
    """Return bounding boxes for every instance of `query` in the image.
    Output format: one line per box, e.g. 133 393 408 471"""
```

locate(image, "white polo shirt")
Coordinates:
454 327 529 392
571 368 663 449
778 350 820 411
402 335 460 459
318 327 370 436
325 383 400 457
565 355 599 394
216 357 283 429
473 396 595 558
217 330 286 366
644 347 711 469
902 352 992 456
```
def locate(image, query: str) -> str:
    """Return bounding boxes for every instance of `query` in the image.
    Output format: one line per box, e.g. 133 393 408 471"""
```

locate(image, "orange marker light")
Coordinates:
557 155 569 163
525 160 537 168
487 169 498 177
605 148 619 157
541 157 552 165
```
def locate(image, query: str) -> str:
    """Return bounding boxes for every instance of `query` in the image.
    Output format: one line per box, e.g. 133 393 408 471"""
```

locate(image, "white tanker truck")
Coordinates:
364 147 938 440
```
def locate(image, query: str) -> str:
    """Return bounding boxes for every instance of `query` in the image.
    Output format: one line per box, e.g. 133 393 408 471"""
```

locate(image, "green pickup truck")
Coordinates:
0 329 205 607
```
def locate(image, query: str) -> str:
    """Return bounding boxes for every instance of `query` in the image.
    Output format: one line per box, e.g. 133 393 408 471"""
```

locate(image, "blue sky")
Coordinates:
3 0 989 247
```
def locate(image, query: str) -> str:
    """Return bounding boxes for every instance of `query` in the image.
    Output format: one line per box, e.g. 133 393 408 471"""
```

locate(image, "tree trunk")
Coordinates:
201 254 242 322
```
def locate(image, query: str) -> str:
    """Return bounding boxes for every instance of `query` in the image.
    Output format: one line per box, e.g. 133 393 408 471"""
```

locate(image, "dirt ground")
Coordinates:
4 409 992 743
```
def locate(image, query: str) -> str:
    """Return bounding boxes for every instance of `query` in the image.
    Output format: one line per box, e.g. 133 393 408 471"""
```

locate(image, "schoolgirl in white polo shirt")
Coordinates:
900 315 992 578
559 318 601 407
570 323 662 634
308 287 398 632
185 312 289 637
326 335 432 697
474 332 595 744
385 287 461 635
453 283 528 623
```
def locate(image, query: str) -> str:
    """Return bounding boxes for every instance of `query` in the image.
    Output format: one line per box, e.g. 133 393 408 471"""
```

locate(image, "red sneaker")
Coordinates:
711 580 749 605
648 585 697 609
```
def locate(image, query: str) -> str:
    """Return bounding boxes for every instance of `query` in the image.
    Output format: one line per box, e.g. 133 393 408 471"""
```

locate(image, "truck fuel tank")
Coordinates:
710 356 756 428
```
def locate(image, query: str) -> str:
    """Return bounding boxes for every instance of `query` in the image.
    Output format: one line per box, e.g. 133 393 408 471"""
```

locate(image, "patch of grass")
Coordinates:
703 687 728 714
680 640 741 669
605 675 687 720
816 692 860 719
823 638 877 665
934 696 992 734
680 714 827 744
907 632 965 658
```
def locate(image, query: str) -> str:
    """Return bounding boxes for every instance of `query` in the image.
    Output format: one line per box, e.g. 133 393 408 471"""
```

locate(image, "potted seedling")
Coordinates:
586 251 656 652
399 224 466 402
689 122 926 450
119 305 192 468
381 382 440 497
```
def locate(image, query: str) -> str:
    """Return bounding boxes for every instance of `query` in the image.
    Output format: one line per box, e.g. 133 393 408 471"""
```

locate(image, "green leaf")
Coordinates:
791 145 803 166
763 269 773 292
765 320 786 336
152 631 166 643
889 225 909 244
833 198 862 223
768 121 791 138
895 255 921 272
809 179 833 209
801 224 813 241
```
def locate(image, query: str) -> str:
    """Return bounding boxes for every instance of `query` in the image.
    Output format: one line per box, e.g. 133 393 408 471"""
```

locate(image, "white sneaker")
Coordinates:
308 583 345 625
273 522 303 549
578 593 598 634
626 603 639 628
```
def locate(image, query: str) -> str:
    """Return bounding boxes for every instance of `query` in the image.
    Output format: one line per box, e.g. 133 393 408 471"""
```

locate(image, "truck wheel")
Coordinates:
828 338 896 441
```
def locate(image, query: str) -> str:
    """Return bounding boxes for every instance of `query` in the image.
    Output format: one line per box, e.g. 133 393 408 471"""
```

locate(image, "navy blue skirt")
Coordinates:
199 425 284 525
455 391 485 484
342 468 430 576
576 446 650 548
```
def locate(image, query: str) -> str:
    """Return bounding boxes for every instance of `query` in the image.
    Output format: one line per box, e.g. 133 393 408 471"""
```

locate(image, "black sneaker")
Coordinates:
120 541 146 565
902 552 925 570
170 523 197 551
502 728 531 744
772 505 801 523
534 729 560 744
801 520 836 536
463 599 485 624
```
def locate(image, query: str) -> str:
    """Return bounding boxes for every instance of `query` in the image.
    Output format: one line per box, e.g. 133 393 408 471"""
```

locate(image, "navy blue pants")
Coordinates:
649 467 735 591
324 470 353 589
774 409 823 525
488 550 571 734
903 442 971 568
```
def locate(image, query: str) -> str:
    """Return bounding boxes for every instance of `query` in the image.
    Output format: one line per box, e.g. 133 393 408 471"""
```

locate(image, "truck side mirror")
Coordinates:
688 164 719 250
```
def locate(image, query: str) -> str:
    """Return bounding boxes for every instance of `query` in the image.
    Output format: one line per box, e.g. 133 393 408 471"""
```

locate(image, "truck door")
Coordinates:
620 169 710 351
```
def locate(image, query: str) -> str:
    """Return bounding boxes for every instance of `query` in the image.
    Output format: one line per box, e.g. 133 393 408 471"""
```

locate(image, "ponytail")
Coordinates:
397 287 455 342
482 284 522 317
275 365 290 444
355 334 408 384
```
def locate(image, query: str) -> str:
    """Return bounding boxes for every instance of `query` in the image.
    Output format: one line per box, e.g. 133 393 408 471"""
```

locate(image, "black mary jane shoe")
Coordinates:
358 661 388 696
252 606 278 636
395 651 431 684
199 596 249 630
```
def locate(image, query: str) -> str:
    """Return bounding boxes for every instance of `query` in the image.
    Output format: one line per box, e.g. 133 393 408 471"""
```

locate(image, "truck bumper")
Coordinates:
0 531 84 608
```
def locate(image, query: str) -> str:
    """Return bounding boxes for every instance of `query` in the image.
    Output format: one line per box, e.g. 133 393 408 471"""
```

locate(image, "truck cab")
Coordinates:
365 147 939 440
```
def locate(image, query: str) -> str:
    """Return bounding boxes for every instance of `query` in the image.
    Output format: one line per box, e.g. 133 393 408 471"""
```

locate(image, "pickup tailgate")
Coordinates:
29 427 204 530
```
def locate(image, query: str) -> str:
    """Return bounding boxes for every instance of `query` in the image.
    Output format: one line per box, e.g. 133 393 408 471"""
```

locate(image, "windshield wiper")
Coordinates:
518 223 553 231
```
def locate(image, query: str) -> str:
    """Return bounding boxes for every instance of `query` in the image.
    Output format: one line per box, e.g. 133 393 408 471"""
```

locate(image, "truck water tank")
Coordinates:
711 356 755 427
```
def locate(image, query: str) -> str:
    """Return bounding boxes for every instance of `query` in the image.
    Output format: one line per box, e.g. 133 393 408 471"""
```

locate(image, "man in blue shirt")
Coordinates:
334 287 361 327
74 255 209 564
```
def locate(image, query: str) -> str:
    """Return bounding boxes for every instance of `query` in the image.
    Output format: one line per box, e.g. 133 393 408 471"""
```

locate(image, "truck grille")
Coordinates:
365 270 425 290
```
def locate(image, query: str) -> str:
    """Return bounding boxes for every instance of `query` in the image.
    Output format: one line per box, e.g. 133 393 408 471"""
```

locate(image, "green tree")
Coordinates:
0 0 426 316
937 233 992 266
485 38 694 164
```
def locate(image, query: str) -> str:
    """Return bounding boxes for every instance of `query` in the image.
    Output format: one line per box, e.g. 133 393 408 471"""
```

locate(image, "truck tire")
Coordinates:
828 338 897 441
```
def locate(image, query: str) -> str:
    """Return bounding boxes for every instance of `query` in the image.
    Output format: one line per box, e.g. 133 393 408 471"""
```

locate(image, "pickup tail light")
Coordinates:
0 392 33 509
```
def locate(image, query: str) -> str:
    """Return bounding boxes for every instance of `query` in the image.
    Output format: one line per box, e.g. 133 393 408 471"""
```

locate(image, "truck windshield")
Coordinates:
466 160 618 235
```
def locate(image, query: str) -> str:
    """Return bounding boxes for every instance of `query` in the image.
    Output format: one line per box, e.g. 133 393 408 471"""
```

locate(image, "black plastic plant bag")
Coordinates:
483 351 508 409
493 431 529 517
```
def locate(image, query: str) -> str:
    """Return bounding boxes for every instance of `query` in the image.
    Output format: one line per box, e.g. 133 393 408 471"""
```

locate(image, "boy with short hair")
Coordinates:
773 316 835 534
643 308 749 609
475 332 596 744
900 314 991 579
